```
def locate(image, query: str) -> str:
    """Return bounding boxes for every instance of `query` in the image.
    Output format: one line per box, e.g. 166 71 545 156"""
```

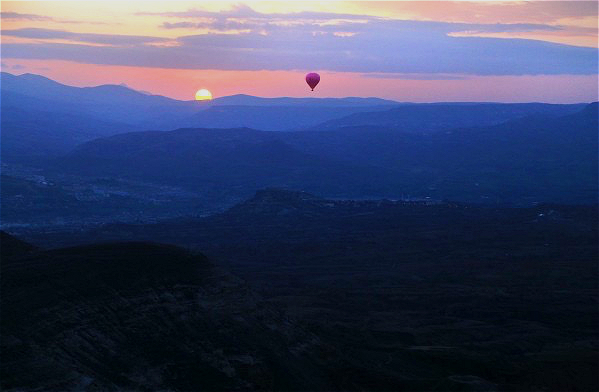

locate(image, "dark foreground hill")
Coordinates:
14 189 599 391
0 234 335 391
0 230 37 258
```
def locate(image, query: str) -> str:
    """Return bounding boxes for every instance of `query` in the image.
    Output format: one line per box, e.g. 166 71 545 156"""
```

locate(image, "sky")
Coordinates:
1 1 597 102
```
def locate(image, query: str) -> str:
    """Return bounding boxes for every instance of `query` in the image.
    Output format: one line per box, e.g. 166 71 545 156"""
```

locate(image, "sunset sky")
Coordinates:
1 1 597 102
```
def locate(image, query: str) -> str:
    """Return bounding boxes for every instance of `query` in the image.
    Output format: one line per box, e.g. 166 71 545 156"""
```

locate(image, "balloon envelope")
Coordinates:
305 73 320 91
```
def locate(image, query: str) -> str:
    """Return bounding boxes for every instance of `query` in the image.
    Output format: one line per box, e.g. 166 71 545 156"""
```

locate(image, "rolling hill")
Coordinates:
58 127 401 200
0 104 135 163
310 102 586 132
189 104 395 131
210 93 399 107
55 103 598 205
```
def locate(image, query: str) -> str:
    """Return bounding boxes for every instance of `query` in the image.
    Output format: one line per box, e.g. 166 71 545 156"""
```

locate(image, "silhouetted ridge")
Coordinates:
0 231 37 259
224 189 327 216
2 242 211 299
252 188 323 203
581 101 598 116
223 189 440 219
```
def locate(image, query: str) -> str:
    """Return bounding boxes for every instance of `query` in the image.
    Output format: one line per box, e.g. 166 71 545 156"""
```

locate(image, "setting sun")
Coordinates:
195 89 212 101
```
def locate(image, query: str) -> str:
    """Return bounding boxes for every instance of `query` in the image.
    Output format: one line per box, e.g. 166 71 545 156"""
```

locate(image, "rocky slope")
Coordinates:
0 235 333 391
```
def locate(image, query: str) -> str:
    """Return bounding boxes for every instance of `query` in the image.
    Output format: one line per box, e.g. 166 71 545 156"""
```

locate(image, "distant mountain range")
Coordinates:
209 93 399 107
1 72 199 127
0 72 399 133
2 72 591 160
1 72 597 210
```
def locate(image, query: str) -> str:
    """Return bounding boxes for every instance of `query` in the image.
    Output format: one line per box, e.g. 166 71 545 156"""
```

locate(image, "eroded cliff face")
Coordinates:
1 239 331 391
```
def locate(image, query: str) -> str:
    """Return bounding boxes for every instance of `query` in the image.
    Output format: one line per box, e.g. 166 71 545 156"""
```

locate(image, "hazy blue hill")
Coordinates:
293 103 598 204
310 102 586 132
416 102 598 203
59 127 400 199
3 71 588 161
1 72 79 98
1 72 190 108
3 72 595 208
191 104 395 131
1 103 135 163
211 93 399 107
1 72 199 127
56 104 597 205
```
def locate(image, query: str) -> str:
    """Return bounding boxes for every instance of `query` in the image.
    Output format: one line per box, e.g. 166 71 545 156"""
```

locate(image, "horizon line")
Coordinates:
2 71 596 105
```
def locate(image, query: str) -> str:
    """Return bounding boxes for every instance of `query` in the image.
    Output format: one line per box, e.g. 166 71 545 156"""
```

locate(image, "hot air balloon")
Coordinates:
305 72 320 91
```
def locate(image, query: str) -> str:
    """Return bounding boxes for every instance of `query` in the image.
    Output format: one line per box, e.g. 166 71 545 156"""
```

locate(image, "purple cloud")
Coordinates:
1 28 169 46
1 9 596 76
0 11 52 21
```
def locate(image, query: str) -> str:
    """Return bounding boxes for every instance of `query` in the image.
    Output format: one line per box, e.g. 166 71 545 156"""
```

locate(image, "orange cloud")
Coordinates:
2 1 597 47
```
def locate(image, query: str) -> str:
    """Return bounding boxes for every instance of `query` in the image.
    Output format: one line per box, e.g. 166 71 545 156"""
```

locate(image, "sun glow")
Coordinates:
195 89 213 101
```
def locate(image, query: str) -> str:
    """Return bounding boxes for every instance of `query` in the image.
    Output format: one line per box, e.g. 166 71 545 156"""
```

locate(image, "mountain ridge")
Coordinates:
310 102 587 132
0 72 402 136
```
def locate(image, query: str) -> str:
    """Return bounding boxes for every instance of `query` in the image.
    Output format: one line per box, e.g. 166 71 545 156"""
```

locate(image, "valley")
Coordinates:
6 189 597 391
